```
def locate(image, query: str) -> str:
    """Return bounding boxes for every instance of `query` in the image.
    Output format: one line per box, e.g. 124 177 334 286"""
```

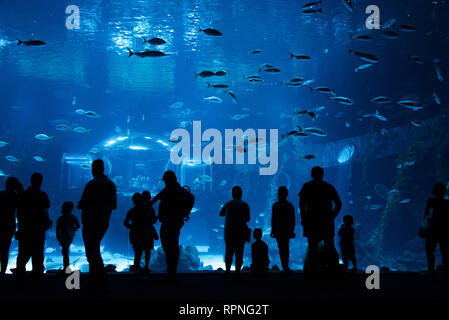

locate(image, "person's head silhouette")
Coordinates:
278 186 288 201
253 228 263 241
92 159 104 178
232 186 242 200
142 190 151 202
5 177 18 192
311 166 324 180
132 192 142 206
432 182 447 198
30 172 43 189
61 201 74 215
162 170 177 186
343 215 354 227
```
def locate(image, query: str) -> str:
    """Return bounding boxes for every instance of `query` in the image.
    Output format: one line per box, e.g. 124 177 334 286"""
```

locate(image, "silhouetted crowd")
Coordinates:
0 160 448 288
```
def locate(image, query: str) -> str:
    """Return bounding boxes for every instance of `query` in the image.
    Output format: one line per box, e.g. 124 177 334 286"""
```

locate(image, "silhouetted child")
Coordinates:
124 192 157 275
250 228 269 274
338 215 357 273
56 201 80 271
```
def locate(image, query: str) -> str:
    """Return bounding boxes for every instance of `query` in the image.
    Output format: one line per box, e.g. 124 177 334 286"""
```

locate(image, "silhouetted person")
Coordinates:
0 177 23 278
299 166 342 272
338 215 357 273
124 192 157 275
251 228 269 275
219 186 250 276
149 171 185 280
423 183 449 274
271 186 295 274
142 190 158 273
77 159 117 286
16 173 51 280
56 201 80 271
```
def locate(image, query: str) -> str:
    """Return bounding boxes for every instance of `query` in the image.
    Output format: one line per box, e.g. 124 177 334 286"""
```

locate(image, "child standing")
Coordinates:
250 228 270 274
56 201 80 271
338 215 357 273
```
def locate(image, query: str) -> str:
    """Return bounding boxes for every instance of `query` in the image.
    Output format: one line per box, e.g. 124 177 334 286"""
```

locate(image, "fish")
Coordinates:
191 208 199 213
433 60 444 82
33 156 45 162
381 30 400 39
345 122 351 128
127 48 175 58
410 120 423 127
349 49 379 63
251 49 262 54
231 114 250 121
194 174 213 184
350 34 372 41
84 110 100 118
381 128 389 135
293 110 316 120
289 53 311 60
0 141 9 147
142 37 166 45
179 121 191 128
397 100 424 110
195 70 215 78
73 127 91 133
72 97 77 105
203 96 223 103
302 8 322 14
355 64 374 72
281 130 309 139
310 86 336 95
89 147 102 154
243 74 262 80
248 78 263 83
434 91 441 104
304 154 316 160
207 83 229 89
302 79 315 86
115 126 123 134
260 67 280 73
5 155 20 162
17 39 45 46
337 144 355 163
304 127 327 137
170 101 184 109
302 0 322 8
225 90 237 104
198 28 223 36
399 198 412 204
398 24 417 32
0 169 9 177
329 96 354 105
408 55 424 64
362 110 387 121
397 160 415 169
281 77 305 86
35 134 54 141
215 70 227 76
369 96 392 104
219 180 227 187
80 163 91 170
341 0 354 12
75 109 86 115
368 204 383 211
381 19 396 29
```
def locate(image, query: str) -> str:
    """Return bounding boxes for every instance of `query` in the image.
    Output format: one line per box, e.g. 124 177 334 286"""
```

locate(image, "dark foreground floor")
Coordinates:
1 271 449 301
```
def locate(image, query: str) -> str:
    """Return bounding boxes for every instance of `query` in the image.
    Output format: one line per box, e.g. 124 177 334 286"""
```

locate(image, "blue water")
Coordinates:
0 0 448 272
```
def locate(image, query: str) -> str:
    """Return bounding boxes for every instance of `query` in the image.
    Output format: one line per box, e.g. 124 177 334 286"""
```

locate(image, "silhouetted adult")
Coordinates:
16 173 51 280
149 171 185 280
271 186 295 273
77 159 117 286
219 186 250 275
423 183 449 274
0 177 23 278
299 167 342 272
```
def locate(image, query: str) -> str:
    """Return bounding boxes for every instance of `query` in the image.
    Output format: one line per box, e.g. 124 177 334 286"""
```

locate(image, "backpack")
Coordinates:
180 185 195 221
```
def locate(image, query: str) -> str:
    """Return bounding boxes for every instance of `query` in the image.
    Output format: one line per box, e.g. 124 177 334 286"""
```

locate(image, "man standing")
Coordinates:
299 166 342 272
78 159 117 286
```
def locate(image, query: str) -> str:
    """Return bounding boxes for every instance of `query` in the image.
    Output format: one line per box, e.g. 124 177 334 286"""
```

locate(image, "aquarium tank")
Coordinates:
0 0 448 273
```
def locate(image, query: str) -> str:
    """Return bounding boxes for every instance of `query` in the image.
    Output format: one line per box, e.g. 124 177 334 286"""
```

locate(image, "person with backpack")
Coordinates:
149 170 194 280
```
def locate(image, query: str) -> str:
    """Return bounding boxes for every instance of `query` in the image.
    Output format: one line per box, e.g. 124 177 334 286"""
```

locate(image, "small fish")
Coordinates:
0 169 9 177
72 97 77 105
244 74 262 80
434 91 441 104
355 64 374 72
341 0 354 12
203 96 223 103
73 127 91 133
198 28 223 36
409 55 424 64
350 34 372 41
381 30 400 39
397 100 424 110
5 155 20 162
399 198 412 204
302 79 315 86
410 120 423 127
345 122 351 128
362 110 387 122
368 204 383 211
302 8 322 14
191 208 199 213
215 70 227 76
127 48 175 58
310 86 336 95
349 49 379 63
170 101 184 109
433 60 444 82
80 163 91 170
289 53 311 60
260 67 281 73
226 90 237 104
398 24 417 32
251 49 262 54
302 0 322 8
89 147 102 154
195 70 215 78
304 127 327 137
84 110 100 118
0 141 9 147
17 39 45 46
75 109 86 115
231 114 250 121
195 174 213 184
33 156 46 162
381 19 396 29
304 154 316 160
35 134 54 141
207 83 229 89
142 37 166 45
369 96 392 104
329 96 354 105
219 180 227 187
55 124 71 131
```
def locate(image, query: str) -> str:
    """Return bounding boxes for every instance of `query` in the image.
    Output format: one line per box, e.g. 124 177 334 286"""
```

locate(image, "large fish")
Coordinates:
349 49 379 63
142 37 166 45
127 48 175 58
17 39 45 46
199 28 223 36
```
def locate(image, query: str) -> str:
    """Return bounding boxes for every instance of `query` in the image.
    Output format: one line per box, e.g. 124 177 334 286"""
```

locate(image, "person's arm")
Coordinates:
270 204 276 237
332 187 342 218
43 192 50 210
219 203 227 217
74 216 80 231
151 207 157 224
123 210 132 229
244 203 250 223
149 189 164 207
77 183 90 210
